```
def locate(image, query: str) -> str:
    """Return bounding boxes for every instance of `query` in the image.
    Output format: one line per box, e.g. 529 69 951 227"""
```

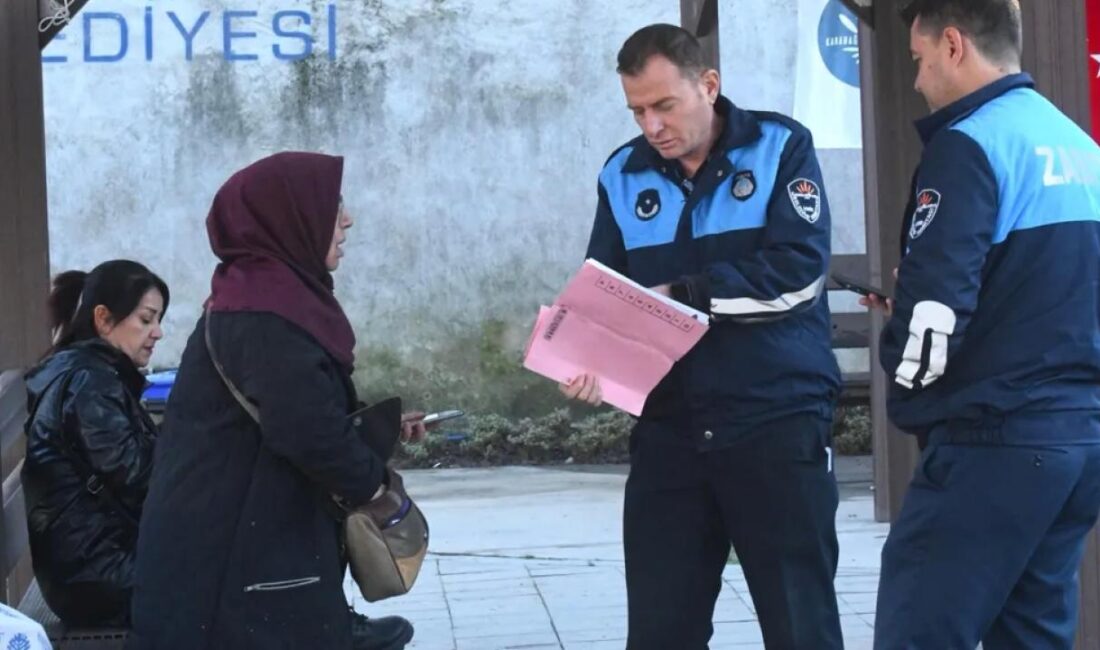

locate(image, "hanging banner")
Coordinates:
793 0 862 149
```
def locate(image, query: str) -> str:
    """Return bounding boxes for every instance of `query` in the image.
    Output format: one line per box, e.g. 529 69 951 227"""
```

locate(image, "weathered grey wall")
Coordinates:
720 0 866 255
42 0 865 413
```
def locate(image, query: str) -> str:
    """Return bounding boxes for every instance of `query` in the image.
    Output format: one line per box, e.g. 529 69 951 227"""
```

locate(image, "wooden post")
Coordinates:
2 0 52 373
0 0 52 606
857 3 924 524
680 0 720 74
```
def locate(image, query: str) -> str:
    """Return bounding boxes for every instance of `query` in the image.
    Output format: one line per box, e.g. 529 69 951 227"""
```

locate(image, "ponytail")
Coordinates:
47 270 89 349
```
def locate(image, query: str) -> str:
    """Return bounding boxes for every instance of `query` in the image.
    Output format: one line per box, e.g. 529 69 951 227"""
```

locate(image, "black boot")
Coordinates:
350 610 414 650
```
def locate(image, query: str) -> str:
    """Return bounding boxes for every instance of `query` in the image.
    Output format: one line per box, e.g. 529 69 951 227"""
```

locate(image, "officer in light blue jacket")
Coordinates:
562 23 843 650
869 2 1100 648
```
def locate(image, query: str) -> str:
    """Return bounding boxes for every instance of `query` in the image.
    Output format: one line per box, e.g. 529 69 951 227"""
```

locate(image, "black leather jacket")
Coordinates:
22 338 156 625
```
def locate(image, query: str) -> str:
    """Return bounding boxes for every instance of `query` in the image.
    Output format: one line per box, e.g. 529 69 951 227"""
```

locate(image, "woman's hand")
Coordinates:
400 411 430 443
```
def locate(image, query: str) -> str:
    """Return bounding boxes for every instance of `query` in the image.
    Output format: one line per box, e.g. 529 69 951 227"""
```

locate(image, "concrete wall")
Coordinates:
720 0 865 256
42 0 865 414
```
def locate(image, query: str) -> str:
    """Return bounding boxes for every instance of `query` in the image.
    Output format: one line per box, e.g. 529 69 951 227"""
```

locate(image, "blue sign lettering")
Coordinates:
83 12 128 63
42 32 67 63
272 10 311 61
223 10 259 62
144 6 153 61
167 11 209 62
41 6 338 64
328 4 336 61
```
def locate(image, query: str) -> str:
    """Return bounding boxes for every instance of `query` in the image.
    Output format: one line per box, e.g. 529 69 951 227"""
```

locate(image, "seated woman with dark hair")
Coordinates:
22 260 168 627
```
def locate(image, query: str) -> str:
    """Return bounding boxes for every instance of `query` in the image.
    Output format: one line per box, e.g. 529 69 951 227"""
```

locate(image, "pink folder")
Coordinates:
523 260 710 415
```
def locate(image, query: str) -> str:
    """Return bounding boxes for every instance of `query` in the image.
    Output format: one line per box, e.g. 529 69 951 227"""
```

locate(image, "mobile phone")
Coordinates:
421 409 465 425
830 272 889 300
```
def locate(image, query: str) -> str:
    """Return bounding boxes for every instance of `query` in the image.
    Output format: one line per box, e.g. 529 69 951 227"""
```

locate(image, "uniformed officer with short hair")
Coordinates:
866 2 1100 648
562 23 844 650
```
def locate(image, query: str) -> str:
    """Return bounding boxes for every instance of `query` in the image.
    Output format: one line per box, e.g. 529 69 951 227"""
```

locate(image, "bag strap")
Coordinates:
27 369 140 529
205 308 386 511
204 307 260 424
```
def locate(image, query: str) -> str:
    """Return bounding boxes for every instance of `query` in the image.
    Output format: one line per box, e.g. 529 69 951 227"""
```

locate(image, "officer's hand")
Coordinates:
559 374 603 406
859 293 894 317
859 268 896 317
650 284 672 297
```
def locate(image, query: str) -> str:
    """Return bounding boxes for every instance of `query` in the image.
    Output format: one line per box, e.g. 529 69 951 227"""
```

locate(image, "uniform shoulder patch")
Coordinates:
787 178 821 224
909 189 941 239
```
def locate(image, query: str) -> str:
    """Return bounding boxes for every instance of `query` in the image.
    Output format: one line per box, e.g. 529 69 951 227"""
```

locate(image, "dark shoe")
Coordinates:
350 610 414 650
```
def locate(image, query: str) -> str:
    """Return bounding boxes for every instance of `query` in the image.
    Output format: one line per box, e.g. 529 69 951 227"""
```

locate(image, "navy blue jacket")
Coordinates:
586 96 840 444
882 74 1100 440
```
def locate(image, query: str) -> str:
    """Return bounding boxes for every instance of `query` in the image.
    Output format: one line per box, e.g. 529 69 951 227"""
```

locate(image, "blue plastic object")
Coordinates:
142 369 177 406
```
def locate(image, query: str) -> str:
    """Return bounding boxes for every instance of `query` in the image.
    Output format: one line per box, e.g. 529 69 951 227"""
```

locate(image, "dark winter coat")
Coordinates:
128 312 386 650
23 338 156 626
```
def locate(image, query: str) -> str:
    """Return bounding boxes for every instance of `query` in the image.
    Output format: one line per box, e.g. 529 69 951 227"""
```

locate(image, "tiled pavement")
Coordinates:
349 462 886 649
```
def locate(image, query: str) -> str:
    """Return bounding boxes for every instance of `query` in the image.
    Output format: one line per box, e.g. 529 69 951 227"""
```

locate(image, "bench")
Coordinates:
0 370 128 649
828 254 872 406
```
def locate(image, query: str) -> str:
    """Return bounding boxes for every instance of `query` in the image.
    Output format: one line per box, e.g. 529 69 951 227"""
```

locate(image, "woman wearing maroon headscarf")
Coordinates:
128 153 420 650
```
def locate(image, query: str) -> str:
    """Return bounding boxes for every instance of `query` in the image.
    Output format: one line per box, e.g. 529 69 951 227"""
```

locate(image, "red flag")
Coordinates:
1088 0 1100 141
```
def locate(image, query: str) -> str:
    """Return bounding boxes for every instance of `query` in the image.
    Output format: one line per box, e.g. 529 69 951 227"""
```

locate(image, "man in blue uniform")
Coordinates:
562 24 843 650
868 2 1100 648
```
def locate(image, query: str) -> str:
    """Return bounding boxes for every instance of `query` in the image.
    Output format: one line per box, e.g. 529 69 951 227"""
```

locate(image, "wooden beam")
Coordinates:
838 0 874 28
37 0 90 50
1020 0 1092 132
858 7 923 524
2 0 52 375
680 0 720 74
0 0 50 608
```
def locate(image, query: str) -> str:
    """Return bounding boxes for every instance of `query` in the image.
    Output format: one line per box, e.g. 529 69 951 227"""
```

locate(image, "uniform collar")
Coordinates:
914 72 1034 144
622 95 762 173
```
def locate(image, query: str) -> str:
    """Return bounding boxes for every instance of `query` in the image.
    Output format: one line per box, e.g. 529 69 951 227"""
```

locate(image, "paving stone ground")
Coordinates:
350 462 885 650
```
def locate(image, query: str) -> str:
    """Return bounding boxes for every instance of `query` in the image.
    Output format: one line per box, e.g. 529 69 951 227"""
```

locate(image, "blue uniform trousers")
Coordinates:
875 417 1100 650
623 414 843 650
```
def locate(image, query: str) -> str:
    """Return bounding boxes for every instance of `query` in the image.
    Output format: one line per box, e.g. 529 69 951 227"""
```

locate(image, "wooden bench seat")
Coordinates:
18 582 127 649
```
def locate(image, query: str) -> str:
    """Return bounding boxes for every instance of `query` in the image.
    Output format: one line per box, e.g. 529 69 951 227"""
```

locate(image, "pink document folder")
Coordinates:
523 260 710 415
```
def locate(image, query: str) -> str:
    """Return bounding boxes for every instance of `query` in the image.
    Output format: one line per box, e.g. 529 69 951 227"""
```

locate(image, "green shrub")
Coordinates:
390 404 873 469
393 409 634 468
833 405 872 455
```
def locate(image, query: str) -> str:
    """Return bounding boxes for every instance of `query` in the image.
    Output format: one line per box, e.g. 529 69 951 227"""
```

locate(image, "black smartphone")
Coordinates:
421 409 465 425
830 272 889 300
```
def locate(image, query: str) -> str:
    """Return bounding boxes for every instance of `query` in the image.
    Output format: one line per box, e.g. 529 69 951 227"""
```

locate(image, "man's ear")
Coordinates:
701 69 721 104
943 26 967 66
